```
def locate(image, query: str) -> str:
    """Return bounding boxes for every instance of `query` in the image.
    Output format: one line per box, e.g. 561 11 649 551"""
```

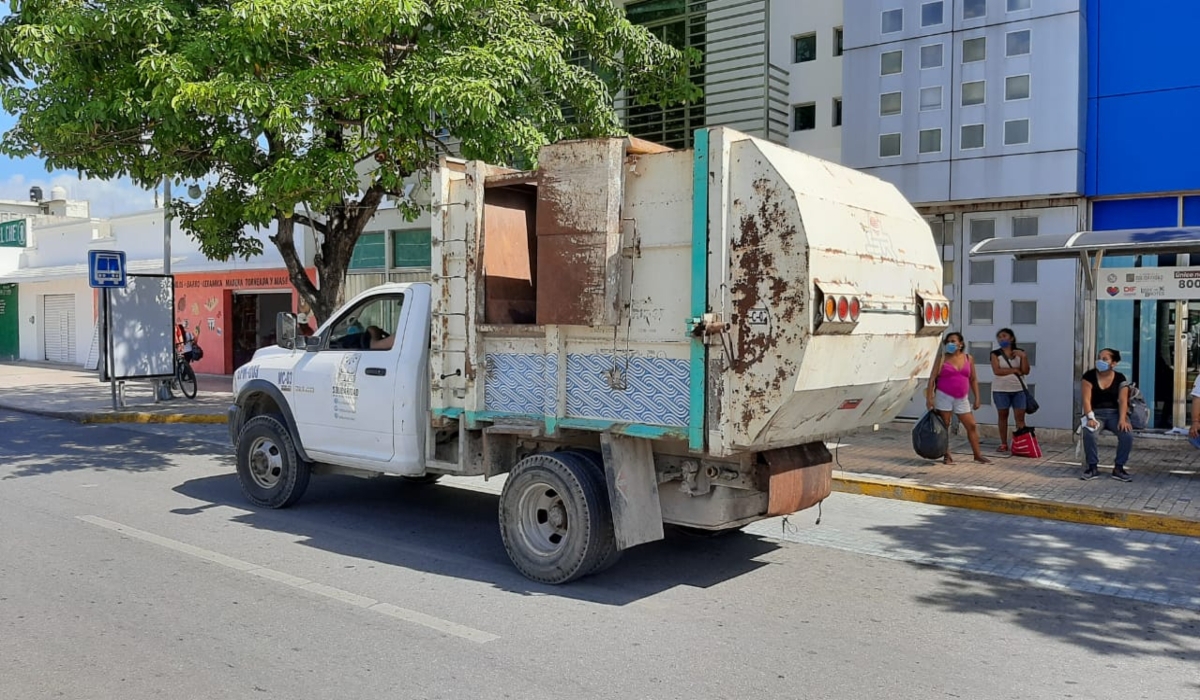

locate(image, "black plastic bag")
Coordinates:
912 410 949 460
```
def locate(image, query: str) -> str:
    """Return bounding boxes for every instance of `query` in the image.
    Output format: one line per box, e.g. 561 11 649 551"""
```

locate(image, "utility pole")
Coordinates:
157 176 174 401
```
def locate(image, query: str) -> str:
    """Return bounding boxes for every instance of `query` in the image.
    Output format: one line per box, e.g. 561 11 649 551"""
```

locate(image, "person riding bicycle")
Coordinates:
175 323 197 362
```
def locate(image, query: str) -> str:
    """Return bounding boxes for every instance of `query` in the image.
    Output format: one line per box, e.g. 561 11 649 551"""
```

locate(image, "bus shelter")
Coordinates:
970 227 1200 430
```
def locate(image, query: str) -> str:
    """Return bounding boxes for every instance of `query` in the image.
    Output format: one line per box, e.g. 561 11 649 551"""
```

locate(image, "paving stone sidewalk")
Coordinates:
832 427 1200 523
0 361 230 421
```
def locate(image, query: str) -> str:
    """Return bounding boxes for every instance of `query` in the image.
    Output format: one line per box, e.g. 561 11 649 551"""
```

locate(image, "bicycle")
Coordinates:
172 346 198 399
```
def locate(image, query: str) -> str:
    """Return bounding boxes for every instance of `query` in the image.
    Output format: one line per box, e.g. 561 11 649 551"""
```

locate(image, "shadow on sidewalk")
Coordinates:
172 471 779 607
0 410 233 479
866 506 1200 664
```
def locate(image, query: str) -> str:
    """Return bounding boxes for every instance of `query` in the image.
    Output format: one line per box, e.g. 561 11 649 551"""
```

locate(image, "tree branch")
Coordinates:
292 212 328 236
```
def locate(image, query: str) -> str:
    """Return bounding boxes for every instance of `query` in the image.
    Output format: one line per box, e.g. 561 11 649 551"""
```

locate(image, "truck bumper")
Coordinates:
227 404 242 447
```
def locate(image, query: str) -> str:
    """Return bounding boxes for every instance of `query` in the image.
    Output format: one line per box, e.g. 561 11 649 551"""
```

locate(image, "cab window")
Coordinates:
325 294 405 351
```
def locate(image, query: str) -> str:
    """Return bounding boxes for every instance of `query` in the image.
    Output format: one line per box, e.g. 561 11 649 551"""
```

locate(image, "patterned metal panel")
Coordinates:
483 353 558 415
565 354 689 427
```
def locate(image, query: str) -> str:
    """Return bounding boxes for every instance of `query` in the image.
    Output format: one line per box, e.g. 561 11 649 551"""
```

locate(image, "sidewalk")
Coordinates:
0 361 1196 537
831 426 1200 537
0 361 230 424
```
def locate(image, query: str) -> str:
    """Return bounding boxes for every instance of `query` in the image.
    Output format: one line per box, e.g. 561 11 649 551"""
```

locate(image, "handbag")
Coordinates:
1002 352 1039 415
1125 381 1149 430
1011 426 1043 458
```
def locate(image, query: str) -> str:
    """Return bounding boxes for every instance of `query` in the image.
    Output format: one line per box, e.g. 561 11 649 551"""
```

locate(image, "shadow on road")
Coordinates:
172 471 779 606
0 411 234 479
867 508 1200 665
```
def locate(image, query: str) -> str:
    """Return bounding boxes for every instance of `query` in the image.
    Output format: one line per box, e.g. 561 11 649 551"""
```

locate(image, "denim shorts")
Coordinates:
993 390 1027 411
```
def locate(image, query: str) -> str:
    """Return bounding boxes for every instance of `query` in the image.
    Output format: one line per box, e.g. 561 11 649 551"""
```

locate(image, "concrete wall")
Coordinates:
18 278 95 366
774 0 844 162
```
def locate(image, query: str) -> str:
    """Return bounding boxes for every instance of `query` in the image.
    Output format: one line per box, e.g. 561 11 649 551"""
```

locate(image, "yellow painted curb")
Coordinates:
833 474 1200 538
78 413 227 425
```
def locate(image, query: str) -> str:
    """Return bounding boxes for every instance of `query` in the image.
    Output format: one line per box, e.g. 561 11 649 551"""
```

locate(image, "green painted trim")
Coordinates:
687 128 710 452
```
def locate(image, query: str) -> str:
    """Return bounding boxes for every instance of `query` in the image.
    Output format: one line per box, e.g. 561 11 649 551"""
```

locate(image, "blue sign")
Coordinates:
88 250 127 288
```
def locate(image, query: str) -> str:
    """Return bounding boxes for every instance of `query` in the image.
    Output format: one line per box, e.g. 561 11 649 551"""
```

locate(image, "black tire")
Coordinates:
178 362 197 399
499 451 617 584
400 473 442 485
235 415 311 509
564 450 623 575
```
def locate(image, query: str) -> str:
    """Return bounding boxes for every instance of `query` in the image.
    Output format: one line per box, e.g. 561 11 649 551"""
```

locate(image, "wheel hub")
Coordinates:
516 484 570 557
248 436 284 489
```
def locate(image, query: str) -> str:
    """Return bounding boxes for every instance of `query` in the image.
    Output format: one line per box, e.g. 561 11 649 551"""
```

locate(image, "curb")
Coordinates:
832 473 1200 538
0 404 227 425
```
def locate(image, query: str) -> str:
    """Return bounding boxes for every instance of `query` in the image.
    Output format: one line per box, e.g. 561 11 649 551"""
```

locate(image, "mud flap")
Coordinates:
762 442 833 517
600 433 665 550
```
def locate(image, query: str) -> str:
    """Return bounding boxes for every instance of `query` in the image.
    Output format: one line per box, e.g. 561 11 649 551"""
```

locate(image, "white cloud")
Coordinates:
0 172 157 217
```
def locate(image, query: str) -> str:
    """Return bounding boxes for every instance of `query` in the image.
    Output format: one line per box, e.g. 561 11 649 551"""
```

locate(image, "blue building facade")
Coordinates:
1088 0 1200 428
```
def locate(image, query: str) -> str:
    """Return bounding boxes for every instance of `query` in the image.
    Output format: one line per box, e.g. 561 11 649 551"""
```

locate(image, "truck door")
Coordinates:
291 292 406 463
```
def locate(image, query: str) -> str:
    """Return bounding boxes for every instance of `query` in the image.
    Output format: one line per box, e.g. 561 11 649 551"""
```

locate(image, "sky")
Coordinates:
0 6 156 217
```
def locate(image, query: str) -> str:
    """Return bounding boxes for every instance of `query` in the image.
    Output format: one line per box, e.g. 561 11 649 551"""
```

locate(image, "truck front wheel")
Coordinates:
236 415 311 509
499 452 617 584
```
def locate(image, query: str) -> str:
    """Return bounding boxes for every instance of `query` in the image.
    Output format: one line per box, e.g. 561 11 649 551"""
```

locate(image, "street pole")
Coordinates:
157 176 174 401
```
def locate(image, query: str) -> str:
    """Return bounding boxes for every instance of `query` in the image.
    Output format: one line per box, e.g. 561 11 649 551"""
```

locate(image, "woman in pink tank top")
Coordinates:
925 332 989 464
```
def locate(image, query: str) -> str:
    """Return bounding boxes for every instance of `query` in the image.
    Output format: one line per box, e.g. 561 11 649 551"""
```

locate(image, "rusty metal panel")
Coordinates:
707 128 945 455
762 444 833 517
535 139 626 326
482 187 538 324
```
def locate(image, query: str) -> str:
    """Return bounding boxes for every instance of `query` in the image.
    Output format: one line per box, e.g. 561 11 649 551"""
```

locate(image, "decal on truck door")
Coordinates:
333 352 361 420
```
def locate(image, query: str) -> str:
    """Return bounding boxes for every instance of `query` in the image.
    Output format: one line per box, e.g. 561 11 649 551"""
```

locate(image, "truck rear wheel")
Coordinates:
236 415 311 509
564 450 623 575
499 452 617 584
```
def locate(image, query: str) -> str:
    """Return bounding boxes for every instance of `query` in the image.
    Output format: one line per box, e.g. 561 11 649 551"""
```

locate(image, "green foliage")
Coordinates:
0 0 699 318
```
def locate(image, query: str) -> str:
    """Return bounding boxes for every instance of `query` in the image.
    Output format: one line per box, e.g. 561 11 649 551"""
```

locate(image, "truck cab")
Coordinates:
229 283 434 506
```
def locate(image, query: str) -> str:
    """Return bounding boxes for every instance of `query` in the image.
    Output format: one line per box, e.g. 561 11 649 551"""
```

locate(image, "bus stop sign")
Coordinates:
89 250 127 289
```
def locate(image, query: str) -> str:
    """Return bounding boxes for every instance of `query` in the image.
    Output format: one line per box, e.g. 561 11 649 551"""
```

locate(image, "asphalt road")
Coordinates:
1 410 1197 700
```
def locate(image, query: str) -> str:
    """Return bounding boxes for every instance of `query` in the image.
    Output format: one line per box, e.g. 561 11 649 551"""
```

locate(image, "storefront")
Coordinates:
174 268 314 375
0 283 18 361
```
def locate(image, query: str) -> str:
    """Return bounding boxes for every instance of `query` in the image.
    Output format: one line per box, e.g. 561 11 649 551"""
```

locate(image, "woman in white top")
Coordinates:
989 327 1030 453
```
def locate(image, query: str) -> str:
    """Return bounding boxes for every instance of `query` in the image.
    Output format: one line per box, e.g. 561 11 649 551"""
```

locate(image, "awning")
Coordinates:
970 227 1200 261
0 258 182 284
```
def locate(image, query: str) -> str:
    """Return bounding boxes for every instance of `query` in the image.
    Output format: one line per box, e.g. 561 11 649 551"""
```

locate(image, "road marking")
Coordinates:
76 515 499 644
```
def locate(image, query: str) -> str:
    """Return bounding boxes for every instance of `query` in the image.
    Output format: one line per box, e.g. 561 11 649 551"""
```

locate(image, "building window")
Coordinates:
879 133 902 158
919 128 943 154
964 0 986 19
1004 118 1030 145
1012 216 1039 237
920 86 943 111
623 0 707 149
1008 0 1031 10
1021 342 1037 366
1012 300 1038 325
393 228 433 267
350 231 387 270
963 37 986 62
1006 74 1031 100
880 91 902 116
794 33 817 63
792 103 816 131
832 98 843 127
970 260 995 284
881 50 903 75
1006 30 1031 56
969 300 994 325
962 80 986 106
834 26 844 56
1012 259 1039 284
969 219 996 245
969 342 993 366
921 44 944 69
921 1 944 26
961 123 985 149
882 8 903 33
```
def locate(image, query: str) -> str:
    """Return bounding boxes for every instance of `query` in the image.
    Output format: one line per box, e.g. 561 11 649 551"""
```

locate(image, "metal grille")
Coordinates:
618 0 788 148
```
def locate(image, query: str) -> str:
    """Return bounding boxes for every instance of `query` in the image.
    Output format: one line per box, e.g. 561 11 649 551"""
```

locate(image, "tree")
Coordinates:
0 0 698 321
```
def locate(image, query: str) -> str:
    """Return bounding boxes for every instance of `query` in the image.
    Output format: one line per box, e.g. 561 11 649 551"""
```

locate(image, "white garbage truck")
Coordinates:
228 127 950 584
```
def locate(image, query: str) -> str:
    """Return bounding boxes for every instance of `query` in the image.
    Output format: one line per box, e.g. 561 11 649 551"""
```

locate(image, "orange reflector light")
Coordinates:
825 297 836 320
941 304 950 323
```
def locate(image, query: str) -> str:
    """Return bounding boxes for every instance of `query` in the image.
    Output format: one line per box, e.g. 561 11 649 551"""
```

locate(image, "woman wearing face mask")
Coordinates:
990 328 1030 453
926 332 990 464
1080 348 1133 481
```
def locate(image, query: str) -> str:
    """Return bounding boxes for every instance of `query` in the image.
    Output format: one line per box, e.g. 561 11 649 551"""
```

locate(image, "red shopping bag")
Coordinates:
1011 427 1042 458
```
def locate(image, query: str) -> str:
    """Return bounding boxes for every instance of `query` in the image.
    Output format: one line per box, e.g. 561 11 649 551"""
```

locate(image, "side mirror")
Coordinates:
305 335 322 352
276 312 298 350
